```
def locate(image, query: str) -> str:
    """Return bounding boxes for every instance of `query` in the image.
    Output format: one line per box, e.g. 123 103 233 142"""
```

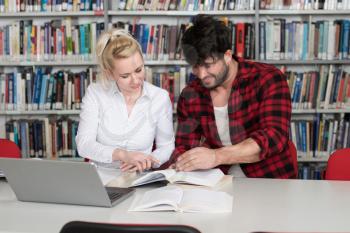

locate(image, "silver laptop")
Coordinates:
0 158 134 207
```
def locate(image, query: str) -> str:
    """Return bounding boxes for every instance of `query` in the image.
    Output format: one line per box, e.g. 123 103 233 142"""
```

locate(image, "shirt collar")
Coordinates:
110 80 151 99
232 55 244 79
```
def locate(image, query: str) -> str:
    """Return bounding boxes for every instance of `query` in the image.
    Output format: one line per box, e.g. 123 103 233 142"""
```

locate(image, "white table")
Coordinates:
1 178 350 233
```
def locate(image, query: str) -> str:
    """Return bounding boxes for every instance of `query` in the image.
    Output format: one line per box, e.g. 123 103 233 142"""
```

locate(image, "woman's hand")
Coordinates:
113 149 160 172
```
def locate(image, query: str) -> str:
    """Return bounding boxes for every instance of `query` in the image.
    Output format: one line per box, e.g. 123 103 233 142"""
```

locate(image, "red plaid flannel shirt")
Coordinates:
166 56 296 178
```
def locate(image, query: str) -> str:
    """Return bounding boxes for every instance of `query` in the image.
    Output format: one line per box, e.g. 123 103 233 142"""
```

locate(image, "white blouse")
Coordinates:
75 80 175 169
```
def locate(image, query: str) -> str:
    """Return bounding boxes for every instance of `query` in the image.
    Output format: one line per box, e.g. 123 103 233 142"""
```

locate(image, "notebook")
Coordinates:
0 158 134 207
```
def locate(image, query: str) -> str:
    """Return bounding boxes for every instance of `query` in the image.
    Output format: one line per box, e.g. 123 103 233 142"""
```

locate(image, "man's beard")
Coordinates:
201 62 229 90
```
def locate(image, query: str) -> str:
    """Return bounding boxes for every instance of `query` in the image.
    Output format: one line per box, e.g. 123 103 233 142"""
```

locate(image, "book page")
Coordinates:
106 172 139 188
180 188 233 213
131 169 176 187
170 169 224 187
129 185 183 212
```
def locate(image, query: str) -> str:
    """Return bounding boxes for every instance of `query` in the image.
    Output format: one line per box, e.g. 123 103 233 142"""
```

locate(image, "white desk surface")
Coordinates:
1 178 350 233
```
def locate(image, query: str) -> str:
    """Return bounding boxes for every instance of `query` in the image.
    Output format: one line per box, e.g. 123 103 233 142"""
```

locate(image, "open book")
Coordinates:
130 169 224 187
129 185 233 213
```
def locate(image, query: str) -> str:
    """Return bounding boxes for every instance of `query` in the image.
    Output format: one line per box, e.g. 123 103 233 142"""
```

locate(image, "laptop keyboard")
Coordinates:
107 191 124 202
105 187 134 203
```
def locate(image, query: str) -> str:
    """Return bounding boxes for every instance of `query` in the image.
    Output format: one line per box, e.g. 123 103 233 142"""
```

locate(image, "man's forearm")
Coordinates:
215 138 262 165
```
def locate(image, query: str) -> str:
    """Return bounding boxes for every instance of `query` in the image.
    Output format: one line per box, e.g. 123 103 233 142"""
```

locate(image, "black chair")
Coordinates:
60 221 202 233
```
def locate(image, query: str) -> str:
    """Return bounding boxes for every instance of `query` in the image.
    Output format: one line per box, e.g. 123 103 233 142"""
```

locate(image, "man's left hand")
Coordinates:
175 147 219 172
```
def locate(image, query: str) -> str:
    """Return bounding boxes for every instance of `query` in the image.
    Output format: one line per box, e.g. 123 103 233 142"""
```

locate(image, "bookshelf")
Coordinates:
0 110 81 115
0 60 98 66
107 10 256 16
1 0 350 179
259 10 350 15
256 0 350 180
259 60 350 65
0 11 105 17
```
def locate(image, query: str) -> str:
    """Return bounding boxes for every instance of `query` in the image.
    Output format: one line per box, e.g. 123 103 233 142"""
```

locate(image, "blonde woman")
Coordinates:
76 29 175 173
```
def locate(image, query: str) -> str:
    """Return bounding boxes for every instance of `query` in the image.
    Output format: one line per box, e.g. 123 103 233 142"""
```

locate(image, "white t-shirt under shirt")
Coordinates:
75 81 175 170
214 105 246 178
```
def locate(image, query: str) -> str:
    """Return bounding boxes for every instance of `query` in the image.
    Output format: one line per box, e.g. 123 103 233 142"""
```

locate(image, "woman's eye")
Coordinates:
136 69 142 73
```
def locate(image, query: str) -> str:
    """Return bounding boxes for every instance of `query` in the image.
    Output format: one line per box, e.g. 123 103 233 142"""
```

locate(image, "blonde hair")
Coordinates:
96 28 143 85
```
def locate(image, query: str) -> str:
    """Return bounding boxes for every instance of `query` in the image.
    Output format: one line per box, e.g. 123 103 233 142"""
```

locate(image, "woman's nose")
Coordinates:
131 74 142 84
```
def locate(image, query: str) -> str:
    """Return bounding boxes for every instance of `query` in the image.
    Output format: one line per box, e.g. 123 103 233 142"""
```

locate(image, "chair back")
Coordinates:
288 140 298 177
60 221 201 233
0 139 21 158
325 148 350 180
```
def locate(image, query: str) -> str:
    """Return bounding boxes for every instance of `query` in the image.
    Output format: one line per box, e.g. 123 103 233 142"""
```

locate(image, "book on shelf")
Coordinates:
290 115 350 158
110 0 254 11
107 168 225 188
0 67 97 111
298 163 326 180
129 185 232 213
145 66 189 106
0 18 105 62
2 67 194 157
110 20 255 61
284 66 350 110
258 19 350 61
0 66 192 112
0 0 104 13
5 117 79 159
222 19 255 59
260 0 350 9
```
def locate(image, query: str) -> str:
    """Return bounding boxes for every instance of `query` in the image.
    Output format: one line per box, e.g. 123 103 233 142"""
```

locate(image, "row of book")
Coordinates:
285 66 350 110
114 0 254 11
5 118 79 158
3 118 328 180
0 19 105 61
145 66 189 105
4 118 336 175
298 164 326 180
0 0 104 13
290 115 350 158
0 66 191 111
259 19 350 61
224 20 255 59
0 67 97 111
260 0 350 9
5 18 349 62
3 65 350 112
4 0 350 12
112 20 255 61
111 21 188 61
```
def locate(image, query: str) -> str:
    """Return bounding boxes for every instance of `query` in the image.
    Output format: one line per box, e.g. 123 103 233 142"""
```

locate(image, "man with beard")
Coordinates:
165 15 296 178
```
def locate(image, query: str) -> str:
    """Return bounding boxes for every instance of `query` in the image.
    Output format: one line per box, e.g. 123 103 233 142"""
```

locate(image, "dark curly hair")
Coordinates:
181 15 231 66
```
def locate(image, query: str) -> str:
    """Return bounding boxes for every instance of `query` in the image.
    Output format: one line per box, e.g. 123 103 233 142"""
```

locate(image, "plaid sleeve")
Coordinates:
249 70 292 160
165 89 203 166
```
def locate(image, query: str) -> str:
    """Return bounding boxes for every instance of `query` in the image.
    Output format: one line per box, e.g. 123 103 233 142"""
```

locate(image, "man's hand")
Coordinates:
175 147 219 172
